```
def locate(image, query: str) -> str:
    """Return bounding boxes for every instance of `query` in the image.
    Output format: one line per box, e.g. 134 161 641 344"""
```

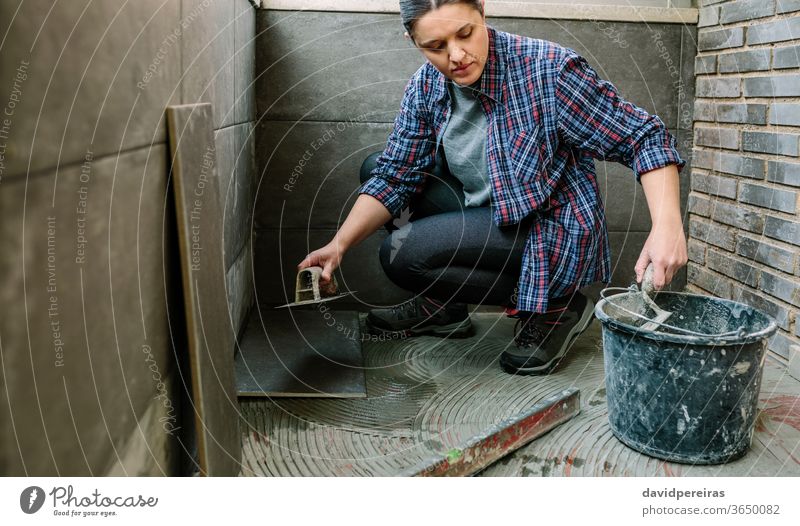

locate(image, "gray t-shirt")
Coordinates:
441 79 491 207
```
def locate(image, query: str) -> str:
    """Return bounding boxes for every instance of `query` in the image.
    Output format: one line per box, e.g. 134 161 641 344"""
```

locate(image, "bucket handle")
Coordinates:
599 286 747 339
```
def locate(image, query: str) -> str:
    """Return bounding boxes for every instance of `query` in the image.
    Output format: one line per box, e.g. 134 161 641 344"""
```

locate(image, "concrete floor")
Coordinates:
238 312 800 476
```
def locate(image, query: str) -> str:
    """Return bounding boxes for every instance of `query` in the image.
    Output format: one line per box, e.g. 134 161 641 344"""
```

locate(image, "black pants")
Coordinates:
359 152 531 307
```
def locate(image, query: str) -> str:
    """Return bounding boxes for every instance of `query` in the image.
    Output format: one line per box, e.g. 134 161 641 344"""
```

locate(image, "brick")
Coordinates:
693 149 715 170
773 44 800 69
743 75 800 97
767 161 800 187
707 249 760 287
688 265 732 298
693 150 765 179
716 152 765 179
736 234 796 273
694 102 767 124
699 27 745 51
747 17 800 45
688 239 706 264
733 284 791 331
720 0 776 24
718 49 771 73
696 77 741 98
777 0 800 14
739 182 798 213
688 193 712 217
691 218 737 250
698 6 720 27
769 103 800 126
742 131 800 156
691 172 738 199
760 270 800 307
695 55 717 75
769 331 795 360
764 215 800 246
711 199 765 233
695 127 740 150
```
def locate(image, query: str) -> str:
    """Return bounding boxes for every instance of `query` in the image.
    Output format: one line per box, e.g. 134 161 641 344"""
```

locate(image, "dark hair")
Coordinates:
399 0 484 37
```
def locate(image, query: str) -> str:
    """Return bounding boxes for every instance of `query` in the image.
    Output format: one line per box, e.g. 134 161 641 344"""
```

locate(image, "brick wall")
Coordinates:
690 0 800 363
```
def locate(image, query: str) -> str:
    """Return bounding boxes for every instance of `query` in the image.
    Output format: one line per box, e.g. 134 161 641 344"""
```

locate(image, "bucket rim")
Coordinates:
594 290 778 345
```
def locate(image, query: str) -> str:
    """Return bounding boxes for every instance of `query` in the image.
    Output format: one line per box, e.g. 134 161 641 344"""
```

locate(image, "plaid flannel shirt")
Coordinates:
360 26 685 313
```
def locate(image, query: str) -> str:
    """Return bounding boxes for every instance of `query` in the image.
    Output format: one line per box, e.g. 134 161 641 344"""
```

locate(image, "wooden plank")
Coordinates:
404 388 581 477
235 309 367 398
166 103 241 476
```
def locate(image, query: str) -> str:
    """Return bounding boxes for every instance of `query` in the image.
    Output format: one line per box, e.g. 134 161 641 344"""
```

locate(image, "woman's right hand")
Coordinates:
297 241 344 285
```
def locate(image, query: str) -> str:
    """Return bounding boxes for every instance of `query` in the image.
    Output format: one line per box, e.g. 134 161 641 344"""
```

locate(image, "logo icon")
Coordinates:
389 207 413 264
20 486 45 514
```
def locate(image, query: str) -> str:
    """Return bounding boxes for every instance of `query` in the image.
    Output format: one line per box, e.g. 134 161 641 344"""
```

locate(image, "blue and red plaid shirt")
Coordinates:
360 26 685 313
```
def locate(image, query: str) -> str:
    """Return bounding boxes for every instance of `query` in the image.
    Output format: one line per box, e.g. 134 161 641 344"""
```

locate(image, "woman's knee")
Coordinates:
379 226 426 286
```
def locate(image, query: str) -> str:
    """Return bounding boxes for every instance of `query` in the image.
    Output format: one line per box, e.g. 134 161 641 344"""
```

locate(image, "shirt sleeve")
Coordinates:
358 75 436 217
554 51 686 183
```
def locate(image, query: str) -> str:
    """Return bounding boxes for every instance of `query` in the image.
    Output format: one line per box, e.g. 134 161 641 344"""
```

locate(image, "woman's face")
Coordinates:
411 2 488 86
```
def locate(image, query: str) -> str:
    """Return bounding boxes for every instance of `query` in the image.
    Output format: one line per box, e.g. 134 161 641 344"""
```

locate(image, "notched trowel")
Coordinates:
275 266 354 308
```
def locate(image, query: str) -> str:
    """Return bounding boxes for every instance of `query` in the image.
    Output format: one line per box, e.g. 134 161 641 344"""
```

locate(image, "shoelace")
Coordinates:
389 297 421 320
513 306 569 347
389 296 444 321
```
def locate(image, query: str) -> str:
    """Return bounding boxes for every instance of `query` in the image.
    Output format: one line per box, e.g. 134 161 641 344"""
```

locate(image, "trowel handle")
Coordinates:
640 263 656 295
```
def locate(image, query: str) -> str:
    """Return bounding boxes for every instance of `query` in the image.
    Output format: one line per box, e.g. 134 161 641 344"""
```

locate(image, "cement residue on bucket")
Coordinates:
595 290 778 465
598 289 772 344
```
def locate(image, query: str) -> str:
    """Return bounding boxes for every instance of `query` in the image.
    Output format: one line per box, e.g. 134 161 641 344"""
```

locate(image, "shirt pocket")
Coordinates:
508 126 550 186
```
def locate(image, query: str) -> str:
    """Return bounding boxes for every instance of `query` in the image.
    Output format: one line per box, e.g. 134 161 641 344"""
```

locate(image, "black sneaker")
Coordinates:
499 292 594 375
366 296 473 338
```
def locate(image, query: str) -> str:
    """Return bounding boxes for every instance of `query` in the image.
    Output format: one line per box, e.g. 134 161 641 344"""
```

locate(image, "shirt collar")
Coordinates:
432 25 506 105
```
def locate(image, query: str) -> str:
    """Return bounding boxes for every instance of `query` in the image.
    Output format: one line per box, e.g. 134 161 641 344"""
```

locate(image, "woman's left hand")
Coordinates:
634 217 688 290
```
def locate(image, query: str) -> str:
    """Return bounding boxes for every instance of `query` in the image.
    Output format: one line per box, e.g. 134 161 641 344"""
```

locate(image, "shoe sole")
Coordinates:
501 298 595 376
366 317 474 339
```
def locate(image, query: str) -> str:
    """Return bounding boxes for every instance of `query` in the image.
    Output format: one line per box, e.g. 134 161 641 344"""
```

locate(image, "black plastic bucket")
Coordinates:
595 289 778 464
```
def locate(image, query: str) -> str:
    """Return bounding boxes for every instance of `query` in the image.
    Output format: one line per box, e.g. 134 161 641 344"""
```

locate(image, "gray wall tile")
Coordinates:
235 0 256 124
181 0 236 129
255 120 394 230
0 0 181 178
0 145 178 475
256 12 687 129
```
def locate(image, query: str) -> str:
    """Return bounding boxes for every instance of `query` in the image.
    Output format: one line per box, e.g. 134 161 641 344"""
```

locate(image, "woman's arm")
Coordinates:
636 164 687 290
297 195 391 283
554 50 687 287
